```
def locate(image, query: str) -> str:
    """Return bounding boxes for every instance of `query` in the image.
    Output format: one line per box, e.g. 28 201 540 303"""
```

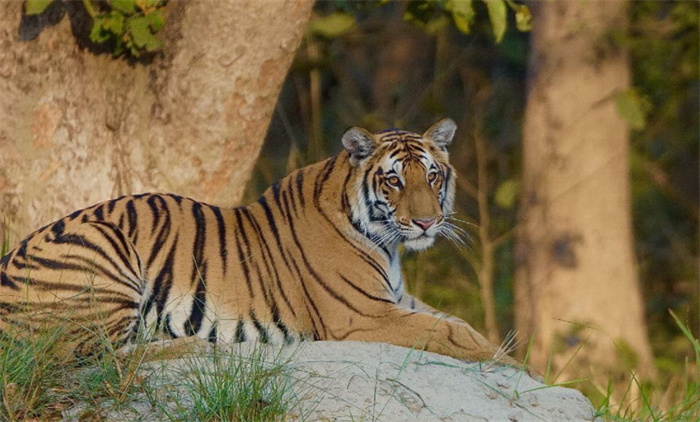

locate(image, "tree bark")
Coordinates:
0 0 314 242
514 0 656 384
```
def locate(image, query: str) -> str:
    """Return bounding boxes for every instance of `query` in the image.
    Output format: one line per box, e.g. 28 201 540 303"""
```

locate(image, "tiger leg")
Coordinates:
339 308 520 366
0 221 145 357
397 293 463 323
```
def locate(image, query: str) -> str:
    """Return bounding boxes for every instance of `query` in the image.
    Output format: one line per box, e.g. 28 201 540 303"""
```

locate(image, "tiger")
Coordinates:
0 118 523 371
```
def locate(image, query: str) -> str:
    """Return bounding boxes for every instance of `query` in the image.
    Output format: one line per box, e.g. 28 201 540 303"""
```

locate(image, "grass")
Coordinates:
592 311 700 422
0 327 69 421
153 343 305 422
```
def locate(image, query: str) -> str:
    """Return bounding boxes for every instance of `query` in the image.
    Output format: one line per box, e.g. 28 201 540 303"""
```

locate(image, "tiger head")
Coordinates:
342 118 458 251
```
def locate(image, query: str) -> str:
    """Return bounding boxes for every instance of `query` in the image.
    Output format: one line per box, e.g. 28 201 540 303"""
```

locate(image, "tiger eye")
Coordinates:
387 176 401 188
428 172 438 183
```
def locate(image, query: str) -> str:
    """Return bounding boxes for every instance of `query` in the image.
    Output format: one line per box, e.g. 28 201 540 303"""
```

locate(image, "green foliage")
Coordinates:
25 0 167 57
615 88 651 130
87 0 165 57
25 0 53 15
0 328 69 420
1 224 9 258
494 179 519 209
309 12 356 38
161 346 300 422
401 0 530 42
484 0 507 42
445 0 475 34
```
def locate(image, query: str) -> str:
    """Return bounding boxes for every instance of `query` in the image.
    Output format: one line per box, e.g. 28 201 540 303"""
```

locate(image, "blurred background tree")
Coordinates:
514 0 656 393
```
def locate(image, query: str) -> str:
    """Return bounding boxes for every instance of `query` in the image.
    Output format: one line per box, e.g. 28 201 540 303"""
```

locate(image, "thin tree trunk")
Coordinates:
0 0 314 242
514 0 656 385
475 130 499 344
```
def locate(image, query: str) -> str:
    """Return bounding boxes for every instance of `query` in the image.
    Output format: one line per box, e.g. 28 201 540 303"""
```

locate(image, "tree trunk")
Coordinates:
0 0 314 242
514 0 656 386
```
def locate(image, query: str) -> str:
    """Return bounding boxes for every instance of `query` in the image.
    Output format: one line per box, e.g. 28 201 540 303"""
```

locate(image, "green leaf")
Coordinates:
25 0 53 16
403 1 434 27
145 9 164 32
485 0 507 43
144 33 163 51
309 12 356 38
614 89 649 130
90 19 111 43
128 16 153 48
103 12 125 35
111 0 136 14
425 16 450 36
495 179 519 209
141 0 162 9
446 0 475 34
514 5 531 32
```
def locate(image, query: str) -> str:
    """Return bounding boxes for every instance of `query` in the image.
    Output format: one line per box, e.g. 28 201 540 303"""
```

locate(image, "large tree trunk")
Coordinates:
514 0 656 385
0 0 314 242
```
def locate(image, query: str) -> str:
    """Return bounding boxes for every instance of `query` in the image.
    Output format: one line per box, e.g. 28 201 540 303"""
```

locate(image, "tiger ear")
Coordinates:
424 118 457 148
342 127 376 165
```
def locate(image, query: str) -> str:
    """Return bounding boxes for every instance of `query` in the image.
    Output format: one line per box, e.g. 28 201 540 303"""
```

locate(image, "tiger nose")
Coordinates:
413 218 435 231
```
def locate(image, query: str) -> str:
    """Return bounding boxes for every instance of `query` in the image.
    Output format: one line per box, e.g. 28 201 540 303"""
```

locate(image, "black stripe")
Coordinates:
240 211 273 311
68 210 82 221
286 250 325 339
146 234 178 326
51 220 65 237
339 274 394 304
50 231 140 289
164 314 179 338
1 272 18 291
94 204 105 221
57 254 141 292
210 206 228 276
250 311 270 343
313 157 337 202
145 200 172 269
167 194 183 206
126 200 138 240
185 268 207 336
233 209 255 297
284 189 298 217
90 222 139 278
295 169 305 207
190 202 207 287
9 274 134 300
147 195 162 235
235 319 246 342
208 324 218 344
17 241 27 260
107 197 122 214
272 305 293 345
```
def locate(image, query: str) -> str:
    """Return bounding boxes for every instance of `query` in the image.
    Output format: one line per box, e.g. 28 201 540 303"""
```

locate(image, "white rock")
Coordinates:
62 341 601 422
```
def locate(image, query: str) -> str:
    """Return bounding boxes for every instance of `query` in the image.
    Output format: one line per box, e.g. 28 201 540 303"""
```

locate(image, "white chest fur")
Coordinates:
388 253 404 297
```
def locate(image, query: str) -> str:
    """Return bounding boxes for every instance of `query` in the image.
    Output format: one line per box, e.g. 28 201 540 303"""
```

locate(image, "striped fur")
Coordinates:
0 119 519 367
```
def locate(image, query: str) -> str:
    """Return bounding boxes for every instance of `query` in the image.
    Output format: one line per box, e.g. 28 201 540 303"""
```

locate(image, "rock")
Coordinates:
61 341 600 422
